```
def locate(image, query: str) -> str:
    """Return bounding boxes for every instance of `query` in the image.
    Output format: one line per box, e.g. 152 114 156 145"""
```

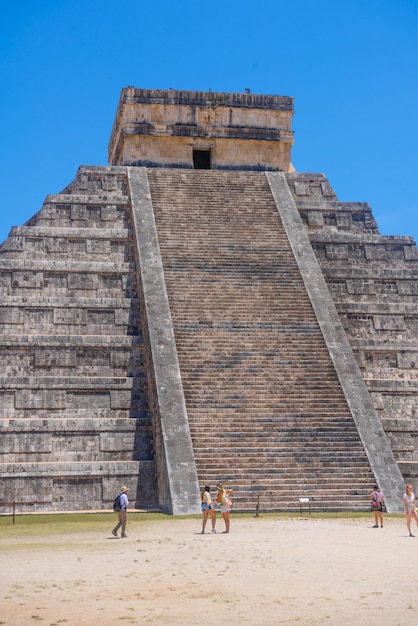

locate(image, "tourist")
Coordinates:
201 485 216 534
112 486 129 538
369 485 384 528
403 484 418 537
216 483 233 533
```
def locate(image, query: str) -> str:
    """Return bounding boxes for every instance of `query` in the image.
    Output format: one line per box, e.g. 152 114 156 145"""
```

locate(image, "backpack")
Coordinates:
113 494 122 512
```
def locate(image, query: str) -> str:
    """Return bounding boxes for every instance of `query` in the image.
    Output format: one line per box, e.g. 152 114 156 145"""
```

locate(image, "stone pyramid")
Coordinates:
0 88 416 515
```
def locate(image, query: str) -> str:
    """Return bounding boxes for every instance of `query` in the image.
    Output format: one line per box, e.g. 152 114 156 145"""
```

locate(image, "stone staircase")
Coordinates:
147 169 376 510
0 166 158 512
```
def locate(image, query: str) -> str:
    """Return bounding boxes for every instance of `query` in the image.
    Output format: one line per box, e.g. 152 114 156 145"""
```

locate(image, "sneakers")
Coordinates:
112 530 118 537
410 533 415 537
201 530 205 534
372 524 379 528
211 528 217 533
121 534 128 538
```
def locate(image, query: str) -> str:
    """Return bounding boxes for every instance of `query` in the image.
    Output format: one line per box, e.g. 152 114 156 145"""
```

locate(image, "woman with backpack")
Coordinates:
369 485 384 528
112 486 129 538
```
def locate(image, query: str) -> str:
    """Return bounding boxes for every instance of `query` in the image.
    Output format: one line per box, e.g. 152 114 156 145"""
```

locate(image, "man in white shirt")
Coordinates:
112 486 129 538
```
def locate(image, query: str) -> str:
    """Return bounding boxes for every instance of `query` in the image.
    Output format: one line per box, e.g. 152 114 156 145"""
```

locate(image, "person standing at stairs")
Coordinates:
216 483 233 533
369 485 384 528
112 486 129 538
403 484 418 537
201 485 216 534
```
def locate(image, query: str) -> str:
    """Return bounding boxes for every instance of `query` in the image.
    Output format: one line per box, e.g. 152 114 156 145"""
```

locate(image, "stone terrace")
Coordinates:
0 166 158 512
286 172 418 488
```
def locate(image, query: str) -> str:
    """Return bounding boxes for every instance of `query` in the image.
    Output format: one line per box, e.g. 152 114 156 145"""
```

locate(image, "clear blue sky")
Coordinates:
1 0 417 244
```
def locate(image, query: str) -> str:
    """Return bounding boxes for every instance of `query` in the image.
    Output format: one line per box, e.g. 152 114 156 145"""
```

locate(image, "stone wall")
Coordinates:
286 172 418 487
108 87 294 172
0 166 159 513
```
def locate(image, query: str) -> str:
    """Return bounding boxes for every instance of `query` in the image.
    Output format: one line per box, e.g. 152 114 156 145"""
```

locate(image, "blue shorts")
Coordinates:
201 503 213 512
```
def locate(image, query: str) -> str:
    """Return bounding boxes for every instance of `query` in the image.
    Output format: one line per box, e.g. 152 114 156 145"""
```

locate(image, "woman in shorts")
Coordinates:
403 484 418 537
201 485 216 534
216 483 233 533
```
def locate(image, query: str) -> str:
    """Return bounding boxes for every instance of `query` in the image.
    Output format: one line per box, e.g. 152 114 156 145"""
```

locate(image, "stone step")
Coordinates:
1 459 152 477
0 375 146 388
0 417 145 431
192 440 367 450
0 258 133 273
0 295 138 307
0 335 141 347
7 225 130 239
36 192 129 205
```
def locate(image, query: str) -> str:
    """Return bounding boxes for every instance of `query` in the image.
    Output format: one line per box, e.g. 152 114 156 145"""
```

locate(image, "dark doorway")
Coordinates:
193 149 211 169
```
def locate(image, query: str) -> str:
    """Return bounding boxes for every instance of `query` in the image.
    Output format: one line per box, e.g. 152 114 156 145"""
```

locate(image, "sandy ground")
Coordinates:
0 513 417 626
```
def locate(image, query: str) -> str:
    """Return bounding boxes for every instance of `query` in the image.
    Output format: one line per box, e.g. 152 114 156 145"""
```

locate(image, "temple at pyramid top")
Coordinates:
108 87 294 171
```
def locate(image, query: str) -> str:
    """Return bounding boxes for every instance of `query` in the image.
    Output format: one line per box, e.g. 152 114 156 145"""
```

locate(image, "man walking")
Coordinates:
112 486 129 538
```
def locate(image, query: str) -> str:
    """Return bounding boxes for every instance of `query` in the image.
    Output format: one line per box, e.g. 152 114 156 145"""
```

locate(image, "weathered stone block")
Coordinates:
397 352 418 369
15 390 66 410
101 205 118 221
26 309 54 328
110 351 129 369
0 308 25 324
335 213 352 229
0 392 15 409
53 477 102 508
101 176 118 191
365 245 388 261
0 478 53 505
87 310 115 326
86 239 111 254
0 433 52 454
397 280 418 295
373 315 406 331
66 392 110 410
325 244 349 260
307 211 324 227
68 274 96 290
45 237 69 253
294 182 311 196
34 349 77 368
52 434 98 458
54 308 87 325
114 309 130 326
100 432 135 451
12 271 44 288
71 205 87 221
347 280 376 295
110 390 132 409
43 274 68 289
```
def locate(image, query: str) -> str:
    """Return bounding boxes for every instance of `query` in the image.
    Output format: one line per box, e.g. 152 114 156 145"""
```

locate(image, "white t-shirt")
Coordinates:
403 492 415 514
